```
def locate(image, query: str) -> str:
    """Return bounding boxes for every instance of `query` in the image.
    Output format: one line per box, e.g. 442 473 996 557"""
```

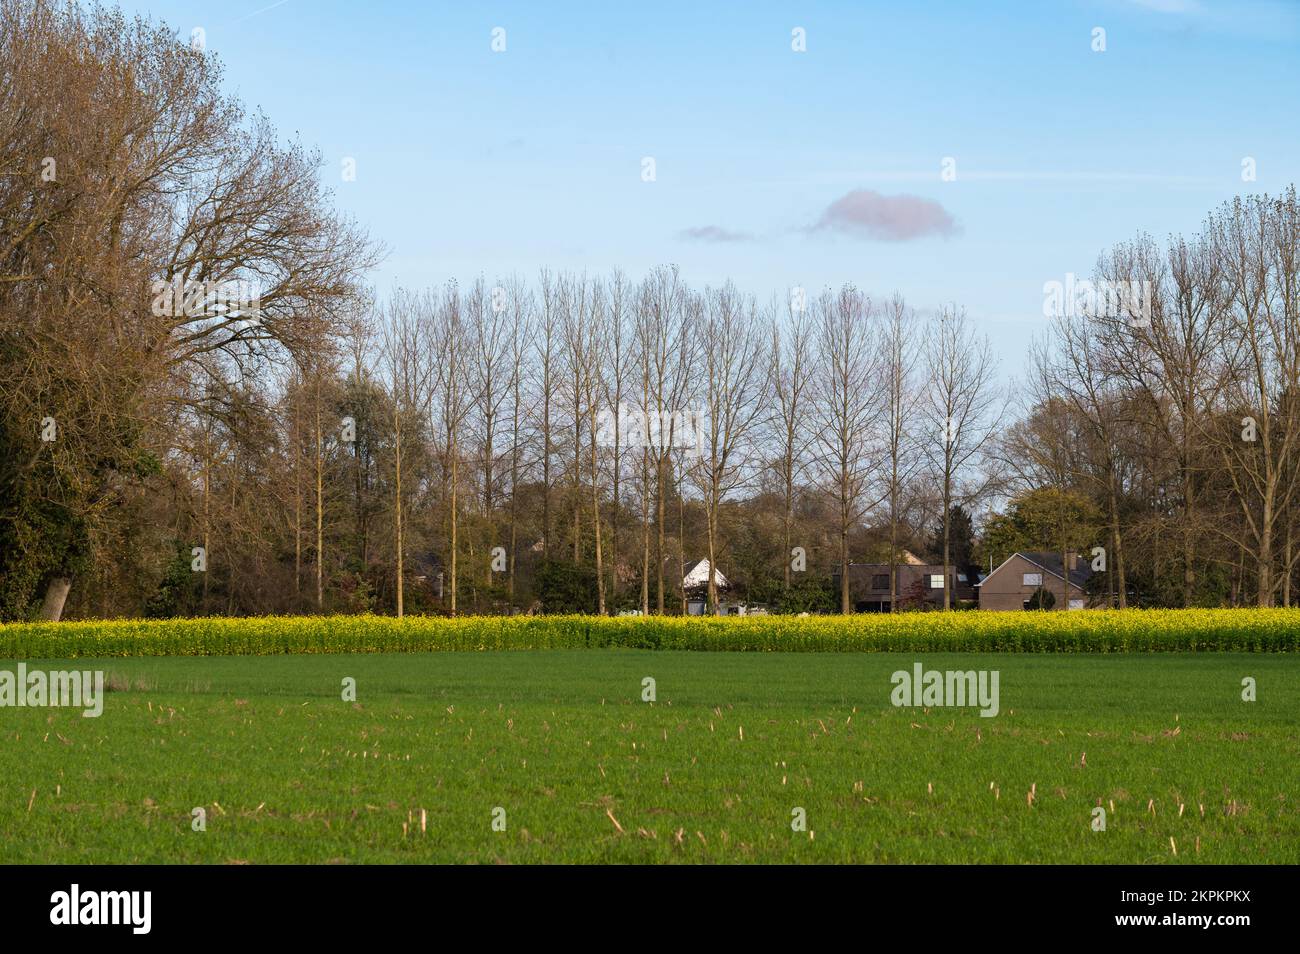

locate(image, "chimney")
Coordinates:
1065 550 1078 571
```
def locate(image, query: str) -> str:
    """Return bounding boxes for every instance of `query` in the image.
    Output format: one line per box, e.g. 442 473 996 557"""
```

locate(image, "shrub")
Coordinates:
535 561 599 614
1026 587 1056 611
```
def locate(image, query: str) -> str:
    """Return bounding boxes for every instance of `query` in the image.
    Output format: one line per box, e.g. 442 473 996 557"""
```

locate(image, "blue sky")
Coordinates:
125 0 1299 372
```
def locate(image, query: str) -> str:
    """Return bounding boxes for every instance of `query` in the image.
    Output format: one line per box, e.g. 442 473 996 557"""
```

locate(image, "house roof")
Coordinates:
680 559 728 589
837 562 977 577
978 551 1091 589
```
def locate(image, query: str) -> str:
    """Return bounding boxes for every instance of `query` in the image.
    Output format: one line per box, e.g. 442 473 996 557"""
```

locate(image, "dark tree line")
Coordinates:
2 1 1297 621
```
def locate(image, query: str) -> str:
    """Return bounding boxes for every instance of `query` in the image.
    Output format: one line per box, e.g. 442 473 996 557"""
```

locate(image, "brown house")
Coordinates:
833 563 980 612
977 551 1092 611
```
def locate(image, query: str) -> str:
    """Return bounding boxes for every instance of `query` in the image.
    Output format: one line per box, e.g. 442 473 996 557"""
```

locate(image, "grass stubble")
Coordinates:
0 650 1295 864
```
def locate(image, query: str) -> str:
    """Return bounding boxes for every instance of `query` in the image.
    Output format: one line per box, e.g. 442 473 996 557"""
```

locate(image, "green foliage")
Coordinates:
926 504 978 577
0 486 90 621
535 561 599 614
981 488 1103 566
776 577 836 614
745 576 836 614
330 570 376 615
143 544 198 619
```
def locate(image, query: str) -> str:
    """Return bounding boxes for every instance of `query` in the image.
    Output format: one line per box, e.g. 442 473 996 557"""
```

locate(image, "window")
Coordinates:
1022 573 1042 587
929 574 945 589
956 573 968 582
871 574 889 590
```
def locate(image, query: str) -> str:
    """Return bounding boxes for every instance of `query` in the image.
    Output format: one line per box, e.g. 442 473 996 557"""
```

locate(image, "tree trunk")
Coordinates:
942 473 952 611
840 523 849 615
640 447 650 615
889 486 899 613
574 370 582 564
610 407 620 611
450 439 458 616
39 577 72 621
1182 461 1194 607
656 449 665 614
542 375 551 558
1107 470 1127 608
1258 498 1274 607
678 455 687 615
590 406 605 615
706 492 719 615
1285 521 1293 607
293 394 301 600
394 408 403 618
783 457 793 592
315 381 324 611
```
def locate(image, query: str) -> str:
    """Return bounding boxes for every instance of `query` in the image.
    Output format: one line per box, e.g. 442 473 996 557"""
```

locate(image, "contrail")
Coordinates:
232 0 294 25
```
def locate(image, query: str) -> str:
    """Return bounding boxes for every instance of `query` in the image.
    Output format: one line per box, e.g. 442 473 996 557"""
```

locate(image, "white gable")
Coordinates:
684 559 728 589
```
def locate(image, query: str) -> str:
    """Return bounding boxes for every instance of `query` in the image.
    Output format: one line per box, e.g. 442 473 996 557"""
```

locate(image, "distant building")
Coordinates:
677 558 733 615
976 551 1092 610
688 599 767 616
832 563 980 612
681 559 728 592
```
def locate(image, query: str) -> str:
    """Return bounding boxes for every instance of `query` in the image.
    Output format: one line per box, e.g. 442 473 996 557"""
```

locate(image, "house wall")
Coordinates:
979 554 1084 611
834 564 978 610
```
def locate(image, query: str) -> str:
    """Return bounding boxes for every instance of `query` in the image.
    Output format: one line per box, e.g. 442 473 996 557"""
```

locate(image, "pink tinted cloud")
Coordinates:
678 225 754 243
809 189 959 241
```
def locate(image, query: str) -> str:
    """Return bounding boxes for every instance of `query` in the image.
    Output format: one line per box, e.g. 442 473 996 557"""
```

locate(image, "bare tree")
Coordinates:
535 270 559 558
583 280 608 613
430 283 470 614
600 270 633 608
768 292 815 593
504 276 534 604
813 286 879 614
1205 190 1300 606
1047 299 1131 607
560 274 590 564
380 289 429 618
469 277 511 590
921 306 999 610
880 294 921 611
641 266 692 614
1096 234 1229 606
693 284 765 613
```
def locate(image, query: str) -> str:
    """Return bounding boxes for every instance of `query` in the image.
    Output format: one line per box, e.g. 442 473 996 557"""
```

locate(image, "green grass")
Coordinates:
2 651 1297 863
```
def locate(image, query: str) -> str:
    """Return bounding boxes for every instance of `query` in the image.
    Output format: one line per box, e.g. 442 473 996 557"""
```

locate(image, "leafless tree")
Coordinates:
692 283 765 613
921 306 1000 610
813 286 880 614
430 283 471 614
880 294 921 610
768 292 815 592
380 289 429 618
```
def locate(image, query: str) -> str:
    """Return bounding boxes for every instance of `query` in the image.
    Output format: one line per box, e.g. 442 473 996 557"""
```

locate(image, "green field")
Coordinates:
1 650 1296 863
